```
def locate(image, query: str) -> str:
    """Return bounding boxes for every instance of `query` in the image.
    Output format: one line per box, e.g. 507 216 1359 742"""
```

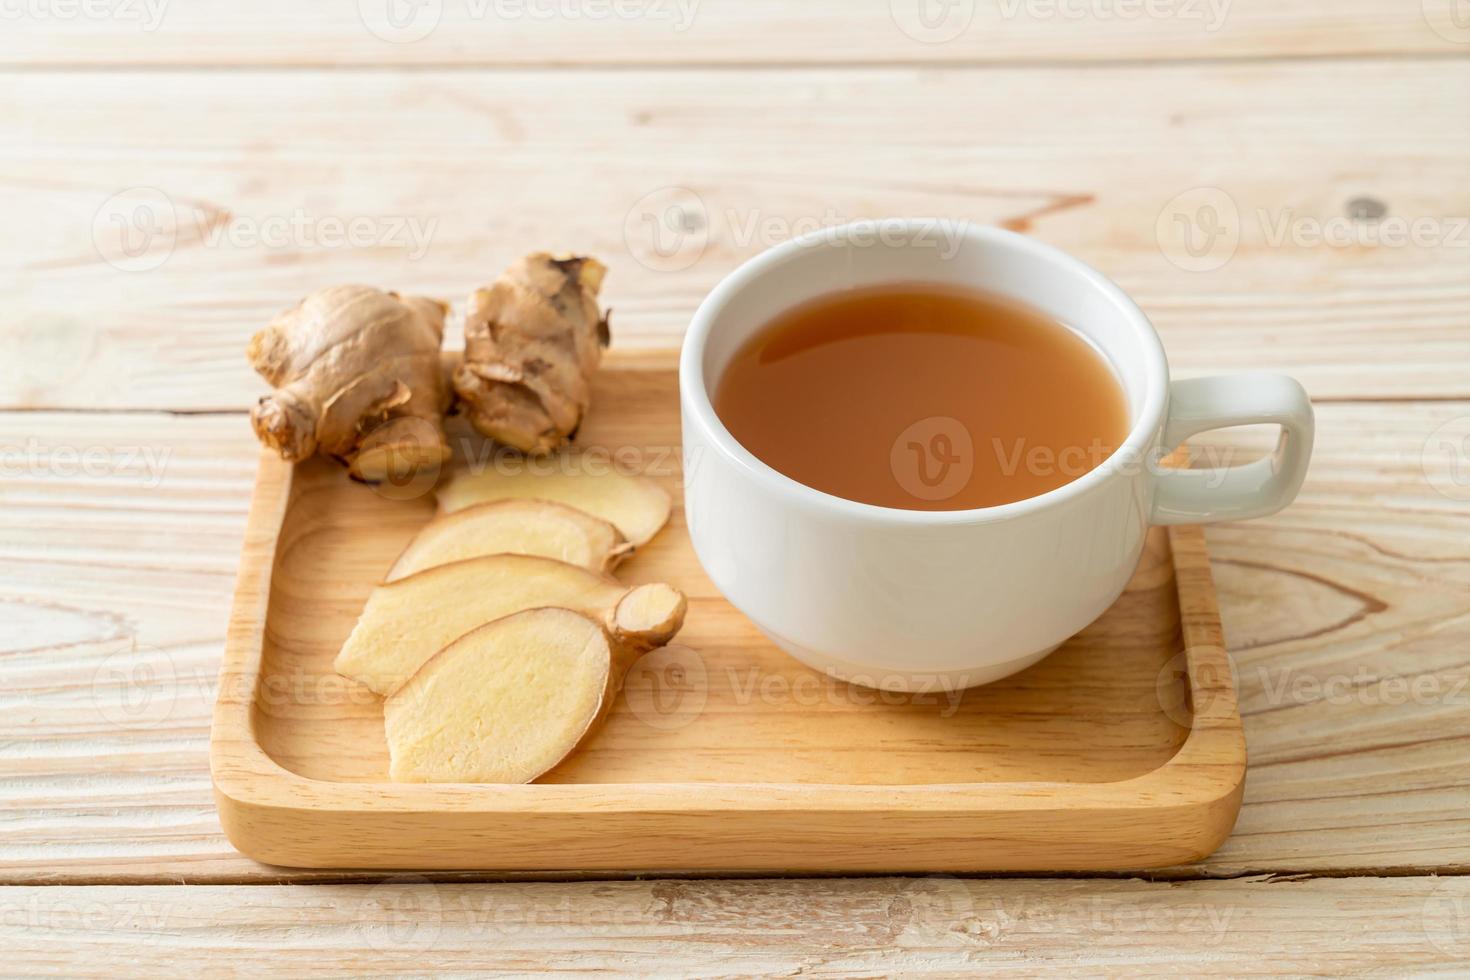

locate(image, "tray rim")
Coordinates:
210 357 1246 870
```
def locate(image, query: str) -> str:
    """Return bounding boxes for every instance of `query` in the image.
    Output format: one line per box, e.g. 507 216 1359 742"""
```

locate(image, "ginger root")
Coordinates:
247 285 452 482
452 253 610 456
385 603 681 783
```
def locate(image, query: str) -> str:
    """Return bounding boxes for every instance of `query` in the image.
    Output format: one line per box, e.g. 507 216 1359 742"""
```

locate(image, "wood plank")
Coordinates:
5 61 1468 411
0 0 1452 67
2 400 1468 881
3 877 1469 974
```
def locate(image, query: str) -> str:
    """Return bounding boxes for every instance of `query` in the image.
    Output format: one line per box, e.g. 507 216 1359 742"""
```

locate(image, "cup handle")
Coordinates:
1150 374 1315 526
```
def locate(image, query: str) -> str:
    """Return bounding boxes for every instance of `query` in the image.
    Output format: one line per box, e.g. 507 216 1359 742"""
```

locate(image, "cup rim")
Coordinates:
678 219 1170 524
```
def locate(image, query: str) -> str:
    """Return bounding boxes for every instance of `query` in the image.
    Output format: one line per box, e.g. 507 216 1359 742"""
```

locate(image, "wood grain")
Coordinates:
211 362 1243 872
3 397 1468 881
3 876 1468 975
0 0 1453 67
5 61 1468 410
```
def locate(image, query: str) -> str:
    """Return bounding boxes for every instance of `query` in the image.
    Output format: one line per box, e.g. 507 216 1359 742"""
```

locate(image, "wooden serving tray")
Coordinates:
213 353 1246 872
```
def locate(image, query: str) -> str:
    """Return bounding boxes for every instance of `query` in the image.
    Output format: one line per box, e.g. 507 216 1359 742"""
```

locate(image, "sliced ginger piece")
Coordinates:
335 554 685 696
437 456 671 546
384 598 683 783
385 609 611 783
386 500 630 581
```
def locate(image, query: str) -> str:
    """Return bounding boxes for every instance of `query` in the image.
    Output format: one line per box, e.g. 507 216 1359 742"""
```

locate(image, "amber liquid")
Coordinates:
714 284 1131 511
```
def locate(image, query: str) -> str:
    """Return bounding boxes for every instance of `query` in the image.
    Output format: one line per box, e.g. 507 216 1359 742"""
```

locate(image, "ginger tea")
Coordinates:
713 284 1131 511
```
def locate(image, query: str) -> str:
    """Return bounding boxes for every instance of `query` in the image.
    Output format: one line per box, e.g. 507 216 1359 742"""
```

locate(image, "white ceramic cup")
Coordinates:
679 220 1314 691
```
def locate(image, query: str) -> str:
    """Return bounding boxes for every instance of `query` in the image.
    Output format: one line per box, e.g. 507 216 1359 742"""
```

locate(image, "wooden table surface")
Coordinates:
4 3 1468 974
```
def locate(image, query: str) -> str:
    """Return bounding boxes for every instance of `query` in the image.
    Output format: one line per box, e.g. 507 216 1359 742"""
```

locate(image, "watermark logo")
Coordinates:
891 417 974 502
999 0 1231 31
357 876 443 952
1423 416 1470 502
91 643 180 732
456 441 687 487
1258 207 1469 251
892 876 979 942
623 191 972 273
359 0 443 42
359 417 451 503
1156 186 1240 272
1424 878 1470 956
0 0 170 30
623 186 710 273
1423 0 1470 44
93 187 177 273
1155 646 1236 728
360 0 699 42
0 438 172 488
890 0 976 43
1158 188 1468 272
91 186 438 272
624 644 708 731
201 210 437 261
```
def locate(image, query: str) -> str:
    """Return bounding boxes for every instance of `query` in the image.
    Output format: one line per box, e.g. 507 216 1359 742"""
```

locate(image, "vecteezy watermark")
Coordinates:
357 876 444 953
1423 416 1470 502
358 437 695 506
622 186 710 273
1422 0 1470 44
623 644 709 731
0 0 169 30
1158 187 1470 272
357 416 455 504
0 893 174 935
93 187 178 273
1156 187 1242 273
889 421 1243 506
891 0 1230 44
622 646 973 733
892 877 979 942
1256 668 1470 710
1161 648 1470 727
359 0 699 43
202 210 437 261
1155 646 1237 728
890 0 977 43
457 440 689 483
979 892 1237 942
92 187 438 273
1424 877 1470 956
891 417 975 503
999 0 1231 31
358 0 443 42
623 188 971 272
90 643 181 732
1257 208 1470 251
0 438 172 488
353 877 692 946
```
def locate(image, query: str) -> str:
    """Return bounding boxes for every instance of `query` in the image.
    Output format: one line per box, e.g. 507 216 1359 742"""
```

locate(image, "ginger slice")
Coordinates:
385 500 630 582
437 456 671 546
384 599 683 783
453 253 610 456
334 554 685 696
247 285 452 482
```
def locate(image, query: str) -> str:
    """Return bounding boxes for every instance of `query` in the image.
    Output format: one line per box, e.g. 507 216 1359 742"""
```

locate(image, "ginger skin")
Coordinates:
247 286 453 482
453 253 611 456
